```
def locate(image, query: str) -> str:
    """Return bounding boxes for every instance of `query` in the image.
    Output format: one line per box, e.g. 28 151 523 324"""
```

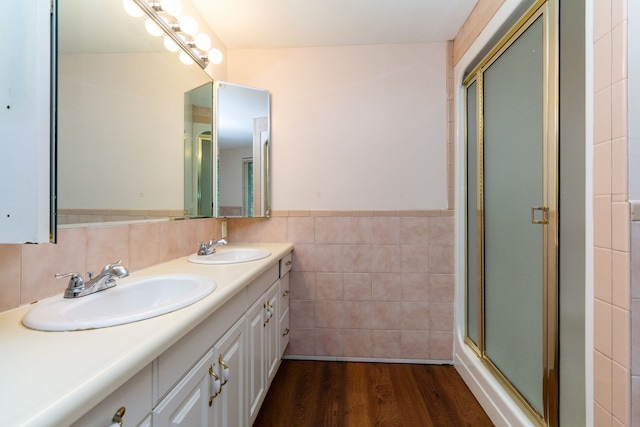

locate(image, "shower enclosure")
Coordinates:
463 1 558 425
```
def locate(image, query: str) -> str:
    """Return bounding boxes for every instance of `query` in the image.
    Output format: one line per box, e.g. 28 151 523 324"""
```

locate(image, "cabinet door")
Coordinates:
213 317 246 427
247 297 266 424
154 349 214 427
0 0 54 243
280 307 290 356
279 273 290 355
265 280 280 384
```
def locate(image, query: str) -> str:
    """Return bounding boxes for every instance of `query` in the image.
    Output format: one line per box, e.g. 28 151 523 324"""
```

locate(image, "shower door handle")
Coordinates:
531 206 549 224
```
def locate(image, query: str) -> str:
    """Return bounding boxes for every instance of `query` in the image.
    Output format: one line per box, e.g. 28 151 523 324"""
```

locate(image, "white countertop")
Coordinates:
0 243 293 427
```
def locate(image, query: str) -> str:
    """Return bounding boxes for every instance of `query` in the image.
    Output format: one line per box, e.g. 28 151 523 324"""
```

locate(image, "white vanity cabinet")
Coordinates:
64 249 293 427
279 253 292 355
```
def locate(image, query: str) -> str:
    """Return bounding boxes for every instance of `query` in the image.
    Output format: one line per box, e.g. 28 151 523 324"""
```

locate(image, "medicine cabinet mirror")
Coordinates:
214 82 270 218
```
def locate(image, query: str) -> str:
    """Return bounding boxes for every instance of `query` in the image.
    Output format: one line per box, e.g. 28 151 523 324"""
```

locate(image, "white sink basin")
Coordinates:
22 274 216 331
187 247 271 265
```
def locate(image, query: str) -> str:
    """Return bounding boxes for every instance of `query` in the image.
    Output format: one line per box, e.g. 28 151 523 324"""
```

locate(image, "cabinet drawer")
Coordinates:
71 364 152 427
247 264 279 304
279 252 292 277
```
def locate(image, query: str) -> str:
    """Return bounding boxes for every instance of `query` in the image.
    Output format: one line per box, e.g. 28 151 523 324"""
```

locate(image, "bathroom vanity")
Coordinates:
0 243 293 426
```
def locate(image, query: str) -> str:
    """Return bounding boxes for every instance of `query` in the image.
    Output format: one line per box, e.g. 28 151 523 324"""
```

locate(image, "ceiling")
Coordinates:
189 0 479 50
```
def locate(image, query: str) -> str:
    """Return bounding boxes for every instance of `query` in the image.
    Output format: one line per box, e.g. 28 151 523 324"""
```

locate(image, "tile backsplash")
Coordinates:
0 218 219 311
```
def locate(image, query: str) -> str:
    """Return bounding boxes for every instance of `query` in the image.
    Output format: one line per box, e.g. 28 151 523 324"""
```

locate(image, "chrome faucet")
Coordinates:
197 238 228 255
55 260 130 298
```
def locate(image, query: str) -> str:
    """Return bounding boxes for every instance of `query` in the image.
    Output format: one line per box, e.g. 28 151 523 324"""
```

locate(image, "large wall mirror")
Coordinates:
57 0 270 224
57 0 213 225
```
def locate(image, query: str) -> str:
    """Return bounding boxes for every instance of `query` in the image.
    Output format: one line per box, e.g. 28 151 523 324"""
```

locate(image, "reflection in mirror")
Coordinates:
215 82 270 218
57 0 212 225
184 83 214 218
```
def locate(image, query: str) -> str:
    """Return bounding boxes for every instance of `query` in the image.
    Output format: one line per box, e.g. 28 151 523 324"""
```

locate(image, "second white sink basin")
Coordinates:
22 274 216 331
187 247 271 265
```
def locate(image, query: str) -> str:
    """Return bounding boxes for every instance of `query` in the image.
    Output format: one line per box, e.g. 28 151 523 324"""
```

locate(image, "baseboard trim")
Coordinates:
282 355 452 365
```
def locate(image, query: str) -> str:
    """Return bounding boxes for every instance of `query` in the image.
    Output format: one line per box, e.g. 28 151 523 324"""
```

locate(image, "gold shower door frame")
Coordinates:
463 1 559 426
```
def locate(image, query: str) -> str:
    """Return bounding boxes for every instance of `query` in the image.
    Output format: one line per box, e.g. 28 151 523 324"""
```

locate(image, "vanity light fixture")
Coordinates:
163 36 180 52
144 18 164 37
127 0 223 69
123 0 144 17
179 51 195 65
159 0 182 16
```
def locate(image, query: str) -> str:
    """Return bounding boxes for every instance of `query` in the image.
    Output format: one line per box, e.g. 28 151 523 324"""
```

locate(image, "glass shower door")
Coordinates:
483 14 545 414
464 1 558 424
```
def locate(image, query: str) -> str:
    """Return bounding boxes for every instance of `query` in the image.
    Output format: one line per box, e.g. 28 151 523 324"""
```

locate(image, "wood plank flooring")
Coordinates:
254 360 494 427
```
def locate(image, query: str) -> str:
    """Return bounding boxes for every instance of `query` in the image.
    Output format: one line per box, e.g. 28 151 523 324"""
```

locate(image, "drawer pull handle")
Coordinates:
219 355 229 386
209 365 221 405
282 328 290 337
112 407 125 426
282 290 289 297
286 260 292 267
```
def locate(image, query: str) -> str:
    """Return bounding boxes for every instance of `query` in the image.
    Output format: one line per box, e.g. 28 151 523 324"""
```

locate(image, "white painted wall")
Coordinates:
227 43 448 210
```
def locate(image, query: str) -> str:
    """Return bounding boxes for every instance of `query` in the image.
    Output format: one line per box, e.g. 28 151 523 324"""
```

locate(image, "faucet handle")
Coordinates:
54 272 85 289
198 242 208 256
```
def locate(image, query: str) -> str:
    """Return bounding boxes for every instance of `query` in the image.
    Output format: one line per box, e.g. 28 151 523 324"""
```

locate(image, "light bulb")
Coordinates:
123 0 144 17
145 18 164 37
179 16 198 36
160 0 182 17
208 49 223 65
195 34 211 51
163 36 180 52
179 51 194 65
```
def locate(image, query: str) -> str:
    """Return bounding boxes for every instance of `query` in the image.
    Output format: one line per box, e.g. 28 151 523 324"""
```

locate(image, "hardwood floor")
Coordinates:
254 360 494 427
